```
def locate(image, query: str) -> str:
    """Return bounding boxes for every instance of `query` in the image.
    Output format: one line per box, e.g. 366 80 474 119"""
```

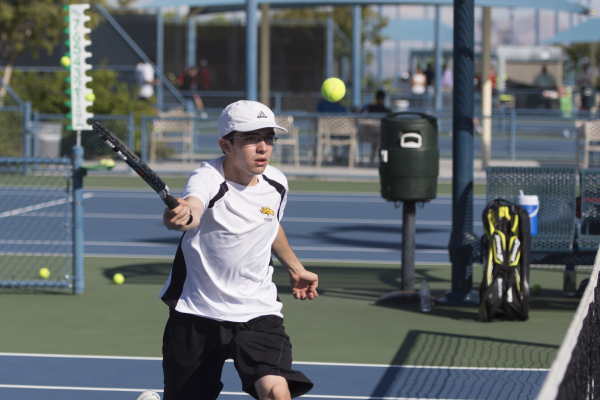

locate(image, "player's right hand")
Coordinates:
163 197 191 229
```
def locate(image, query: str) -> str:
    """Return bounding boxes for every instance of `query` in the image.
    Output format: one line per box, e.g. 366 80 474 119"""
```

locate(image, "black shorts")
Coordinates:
162 309 313 400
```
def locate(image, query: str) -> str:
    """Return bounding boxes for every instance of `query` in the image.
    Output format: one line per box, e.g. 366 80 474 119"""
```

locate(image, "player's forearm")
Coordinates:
271 225 305 275
163 197 203 231
163 208 200 231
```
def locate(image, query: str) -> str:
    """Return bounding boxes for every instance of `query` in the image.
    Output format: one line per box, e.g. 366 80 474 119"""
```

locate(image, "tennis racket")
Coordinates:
91 122 181 210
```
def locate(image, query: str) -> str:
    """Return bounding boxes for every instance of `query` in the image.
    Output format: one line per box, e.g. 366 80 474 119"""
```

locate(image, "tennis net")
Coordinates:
536 248 600 400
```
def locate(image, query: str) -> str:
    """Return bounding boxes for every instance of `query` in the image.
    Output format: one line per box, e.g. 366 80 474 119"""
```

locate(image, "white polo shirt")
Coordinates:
159 156 288 322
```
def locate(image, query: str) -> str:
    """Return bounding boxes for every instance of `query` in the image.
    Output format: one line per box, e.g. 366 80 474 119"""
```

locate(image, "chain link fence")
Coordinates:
2 107 593 182
0 107 25 158
33 113 135 166
130 108 600 182
0 75 29 159
0 158 75 292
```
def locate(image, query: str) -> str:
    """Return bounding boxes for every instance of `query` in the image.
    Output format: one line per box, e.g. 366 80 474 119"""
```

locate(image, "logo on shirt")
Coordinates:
257 111 267 119
260 206 275 222
260 206 275 216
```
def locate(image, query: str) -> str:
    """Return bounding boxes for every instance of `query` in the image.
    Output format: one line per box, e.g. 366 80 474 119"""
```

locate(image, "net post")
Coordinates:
401 201 416 291
72 145 85 294
441 0 479 306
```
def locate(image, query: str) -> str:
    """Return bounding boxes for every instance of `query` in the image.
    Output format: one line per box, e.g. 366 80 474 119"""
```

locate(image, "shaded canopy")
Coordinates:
545 17 600 44
138 0 590 14
382 19 453 42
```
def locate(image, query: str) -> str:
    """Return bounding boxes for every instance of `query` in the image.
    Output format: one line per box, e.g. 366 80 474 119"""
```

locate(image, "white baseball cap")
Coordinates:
218 100 287 138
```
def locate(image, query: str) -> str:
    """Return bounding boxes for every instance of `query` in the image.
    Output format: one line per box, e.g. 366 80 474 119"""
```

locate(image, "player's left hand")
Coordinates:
289 270 318 300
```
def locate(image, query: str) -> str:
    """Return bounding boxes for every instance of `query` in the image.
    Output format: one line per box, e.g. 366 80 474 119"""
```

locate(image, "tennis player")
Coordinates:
160 100 318 400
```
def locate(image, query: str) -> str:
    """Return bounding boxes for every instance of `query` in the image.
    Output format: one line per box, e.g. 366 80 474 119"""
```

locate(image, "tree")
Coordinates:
8 69 155 156
0 0 105 100
562 43 600 87
563 43 600 68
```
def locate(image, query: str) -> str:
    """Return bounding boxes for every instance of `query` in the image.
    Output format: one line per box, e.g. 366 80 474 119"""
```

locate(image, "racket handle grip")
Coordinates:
164 195 181 210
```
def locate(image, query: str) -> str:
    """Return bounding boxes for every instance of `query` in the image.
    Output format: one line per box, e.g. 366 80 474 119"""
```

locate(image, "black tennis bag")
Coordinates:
479 199 531 322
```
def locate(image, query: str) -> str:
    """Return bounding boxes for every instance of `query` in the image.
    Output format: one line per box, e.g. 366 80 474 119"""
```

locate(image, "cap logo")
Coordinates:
257 111 267 119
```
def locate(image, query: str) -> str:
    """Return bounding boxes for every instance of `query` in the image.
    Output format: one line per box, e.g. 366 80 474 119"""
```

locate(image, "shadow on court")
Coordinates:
285 225 448 250
103 263 582 316
369 330 557 400
103 263 172 285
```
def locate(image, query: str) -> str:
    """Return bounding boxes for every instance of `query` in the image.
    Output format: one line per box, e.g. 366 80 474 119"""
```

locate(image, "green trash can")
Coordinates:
379 112 439 202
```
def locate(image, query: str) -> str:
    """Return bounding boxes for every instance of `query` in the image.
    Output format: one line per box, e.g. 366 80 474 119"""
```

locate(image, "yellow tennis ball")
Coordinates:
86 92 95 102
104 159 115 168
61 56 71 68
39 268 50 279
321 77 346 103
113 273 124 285
532 284 542 295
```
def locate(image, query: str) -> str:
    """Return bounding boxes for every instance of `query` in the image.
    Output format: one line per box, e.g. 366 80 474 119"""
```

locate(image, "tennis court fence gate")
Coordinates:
0 156 84 294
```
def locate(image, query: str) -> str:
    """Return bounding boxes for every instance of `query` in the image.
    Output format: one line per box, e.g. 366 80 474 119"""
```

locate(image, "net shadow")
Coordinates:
371 330 557 400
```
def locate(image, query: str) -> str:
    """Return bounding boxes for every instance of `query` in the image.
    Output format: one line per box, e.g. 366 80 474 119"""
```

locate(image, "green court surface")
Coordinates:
0 256 583 368
84 175 487 196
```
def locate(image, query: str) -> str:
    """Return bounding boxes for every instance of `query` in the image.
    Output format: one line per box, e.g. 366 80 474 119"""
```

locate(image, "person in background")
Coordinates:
442 63 453 89
358 90 390 165
533 65 557 90
490 65 497 94
576 65 593 89
178 66 199 91
424 63 435 93
534 65 558 109
198 59 211 90
411 66 427 95
317 99 348 113
361 90 391 114
135 58 160 101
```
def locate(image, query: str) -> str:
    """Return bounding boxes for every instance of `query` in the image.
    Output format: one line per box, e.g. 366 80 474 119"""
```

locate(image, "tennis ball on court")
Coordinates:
61 56 71 68
85 92 95 102
321 77 346 103
113 273 125 285
532 284 542 295
39 268 50 279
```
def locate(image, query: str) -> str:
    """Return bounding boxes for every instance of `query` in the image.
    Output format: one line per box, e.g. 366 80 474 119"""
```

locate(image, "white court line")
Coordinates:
0 240 70 245
0 352 548 371
283 218 482 226
83 241 176 248
0 385 487 400
292 247 446 254
0 385 466 400
79 242 446 254
2 212 482 227
82 191 487 205
0 384 163 393
0 193 94 219
81 254 445 265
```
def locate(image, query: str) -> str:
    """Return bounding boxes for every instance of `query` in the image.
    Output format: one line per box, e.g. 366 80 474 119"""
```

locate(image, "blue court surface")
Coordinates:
2 188 548 400
0 353 546 400
0 188 486 264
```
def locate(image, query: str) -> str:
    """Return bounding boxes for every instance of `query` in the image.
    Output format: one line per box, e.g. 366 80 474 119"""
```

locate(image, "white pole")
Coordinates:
481 7 492 170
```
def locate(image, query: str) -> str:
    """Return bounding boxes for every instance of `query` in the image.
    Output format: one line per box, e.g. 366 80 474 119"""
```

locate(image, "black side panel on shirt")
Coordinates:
262 174 286 221
161 232 188 308
207 182 229 209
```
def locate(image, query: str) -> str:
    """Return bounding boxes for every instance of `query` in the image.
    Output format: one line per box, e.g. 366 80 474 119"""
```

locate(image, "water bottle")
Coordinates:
420 280 431 312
